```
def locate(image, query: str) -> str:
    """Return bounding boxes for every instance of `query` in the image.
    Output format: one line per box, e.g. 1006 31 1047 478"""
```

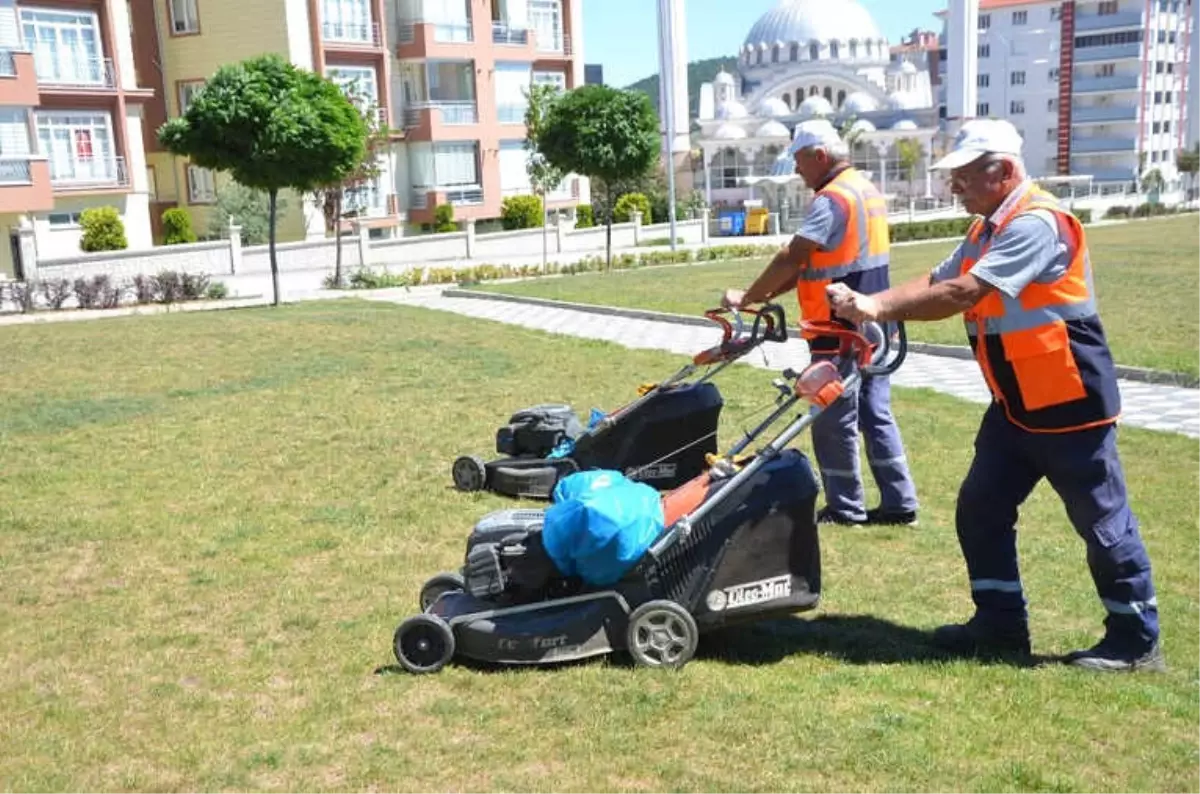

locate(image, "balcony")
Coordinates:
1071 104 1139 123
0 157 53 211
1074 10 1144 33
1073 42 1142 62
409 185 483 210
403 100 477 128
534 31 571 57
50 155 129 190
0 157 33 183
1071 136 1136 153
322 20 381 48
396 20 473 50
1072 74 1140 93
492 23 530 45
496 103 526 124
1069 163 1137 181
34 54 115 89
0 49 15 77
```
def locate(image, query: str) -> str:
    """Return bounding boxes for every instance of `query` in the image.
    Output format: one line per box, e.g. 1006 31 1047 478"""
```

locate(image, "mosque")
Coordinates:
687 0 944 217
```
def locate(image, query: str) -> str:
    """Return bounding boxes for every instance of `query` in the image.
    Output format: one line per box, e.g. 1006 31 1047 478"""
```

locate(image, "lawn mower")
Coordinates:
393 318 907 674
449 303 790 500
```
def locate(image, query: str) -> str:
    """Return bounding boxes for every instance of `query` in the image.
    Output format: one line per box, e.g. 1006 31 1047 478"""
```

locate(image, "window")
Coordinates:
409 141 479 188
177 79 205 115
1075 31 1143 48
35 111 118 183
1047 98 1057 111
755 49 763 65
1048 67 1059 81
1157 30 1166 43
1011 71 1026 85
978 13 991 29
1046 127 1057 141
529 0 563 53
1163 120 1171 132
20 8 106 85
771 44 779 63
1051 7 1061 20
1169 31 1177 43
830 41 839 58
809 42 819 60
849 40 857 58
977 102 990 115
977 73 990 87
1167 62 1174 73
1154 90 1163 102
494 62 531 123
1010 99 1025 113
0 108 31 156
169 0 199 34
1012 10 1027 24
790 43 798 60
712 147 748 188
48 211 83 227
1155 61 1164 73
1165 91 1173 102
1153 121 1162 133
322 0 372 43
1151 150 1159 162
187 164 215 203
1097 64 1116 77
531 70 566 91
978 43 990 57
1098 0 1119 14
498 139 530 194
326 65 377 104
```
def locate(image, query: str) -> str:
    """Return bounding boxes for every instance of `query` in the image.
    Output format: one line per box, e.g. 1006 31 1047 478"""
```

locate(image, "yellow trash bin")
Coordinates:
745 207 770 235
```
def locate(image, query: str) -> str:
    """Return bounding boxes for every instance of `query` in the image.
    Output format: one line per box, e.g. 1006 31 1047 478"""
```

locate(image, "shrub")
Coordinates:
162 208 197 245
131 274 158 304
39 278 72 309
72 276 105 309
576 204 594 228
612 192 652 224
1105 205 1131 218
204 281 229 300
10 280 35 313
433 204 457 233
1071 208 1092 224
99 277 123 309
79 207 128 252
180 272 211 300
642 237 684 247
153 270 184 304
500 195 544 230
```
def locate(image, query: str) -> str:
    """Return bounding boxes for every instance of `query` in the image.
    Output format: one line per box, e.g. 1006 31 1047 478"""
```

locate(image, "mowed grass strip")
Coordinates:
0 300 1195 792
472 215 1200 377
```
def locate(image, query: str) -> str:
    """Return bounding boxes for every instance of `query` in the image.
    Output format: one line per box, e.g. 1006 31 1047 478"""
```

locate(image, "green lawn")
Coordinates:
1 300 1196 792
472 215 1200 378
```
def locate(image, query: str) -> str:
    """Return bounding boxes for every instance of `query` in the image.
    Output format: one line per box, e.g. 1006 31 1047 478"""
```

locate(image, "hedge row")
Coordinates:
1103 203 1192 219
0 271 228 314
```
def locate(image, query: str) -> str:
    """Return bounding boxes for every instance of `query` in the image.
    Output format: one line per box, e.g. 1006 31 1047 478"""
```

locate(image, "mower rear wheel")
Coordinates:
394 614 455 674
451 455 487 492
626 600 698 669
419 571 465 612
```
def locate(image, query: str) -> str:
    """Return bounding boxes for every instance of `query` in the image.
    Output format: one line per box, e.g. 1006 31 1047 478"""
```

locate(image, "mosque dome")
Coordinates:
743 0 885 54
842 91 879 114
716 100 749 119
798 95 834 118
758 96 792 117
713 123 749 140
891 119 919 131
756 120 791 138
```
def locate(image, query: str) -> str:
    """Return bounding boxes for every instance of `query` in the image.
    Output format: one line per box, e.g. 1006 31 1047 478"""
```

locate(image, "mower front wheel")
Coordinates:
626 600 699 670
394 614 455 674
451 455 487 492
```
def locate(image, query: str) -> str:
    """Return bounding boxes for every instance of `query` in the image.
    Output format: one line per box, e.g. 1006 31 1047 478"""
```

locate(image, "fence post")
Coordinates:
465 218 476 259
355 221 371 267
227 220 243 274
631 210 642 245
769 212 780 236
555 216 566 254
700 208 710 244
15 217 37 282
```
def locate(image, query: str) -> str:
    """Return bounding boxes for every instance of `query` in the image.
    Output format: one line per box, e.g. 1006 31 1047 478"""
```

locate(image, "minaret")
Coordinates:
945 0 979 135
656 0 690 156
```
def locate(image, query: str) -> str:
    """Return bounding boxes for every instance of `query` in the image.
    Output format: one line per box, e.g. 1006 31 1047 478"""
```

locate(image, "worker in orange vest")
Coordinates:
829 119 1162 672
723 119 919 527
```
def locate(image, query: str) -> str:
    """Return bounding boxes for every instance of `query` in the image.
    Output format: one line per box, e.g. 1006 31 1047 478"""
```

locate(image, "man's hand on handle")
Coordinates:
721 288 748 310
826 283 881 324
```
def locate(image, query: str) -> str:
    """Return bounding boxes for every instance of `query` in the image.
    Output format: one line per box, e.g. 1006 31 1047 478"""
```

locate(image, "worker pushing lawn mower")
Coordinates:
392 317 907 674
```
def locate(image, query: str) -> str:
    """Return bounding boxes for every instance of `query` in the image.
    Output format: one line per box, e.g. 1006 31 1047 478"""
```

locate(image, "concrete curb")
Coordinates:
441 289 1199 389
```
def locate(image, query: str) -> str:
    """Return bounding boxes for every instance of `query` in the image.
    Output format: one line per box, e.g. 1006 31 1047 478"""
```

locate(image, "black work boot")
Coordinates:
932 614 1032 662
1066 637 1166 673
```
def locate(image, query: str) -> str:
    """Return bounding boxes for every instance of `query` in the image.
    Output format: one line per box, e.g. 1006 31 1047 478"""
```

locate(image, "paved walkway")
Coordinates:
366 289 1200 439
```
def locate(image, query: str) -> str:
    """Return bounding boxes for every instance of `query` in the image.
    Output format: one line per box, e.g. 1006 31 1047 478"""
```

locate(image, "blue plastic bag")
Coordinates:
546 407 608 460
541 470 665 586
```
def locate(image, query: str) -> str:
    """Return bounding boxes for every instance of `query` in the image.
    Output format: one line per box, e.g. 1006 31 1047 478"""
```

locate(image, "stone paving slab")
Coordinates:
373 291 1200 439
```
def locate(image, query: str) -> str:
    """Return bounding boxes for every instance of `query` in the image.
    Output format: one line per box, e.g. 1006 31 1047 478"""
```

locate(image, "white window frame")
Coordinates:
35 110 117 184
0 107 32 156
1010 99 1026 114
187 164 216 203
325 65 378 105
1011 70 1026 85
530 0 563 52
977 102 990 115
1012 10 1027 24
177 79 205 115
321 0 372 43
20 8 106 85
169 0 199 34
531 70 566 92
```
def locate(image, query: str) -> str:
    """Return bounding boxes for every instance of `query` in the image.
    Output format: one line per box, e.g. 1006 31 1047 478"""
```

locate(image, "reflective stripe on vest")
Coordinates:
958 183 1120 432
795 167 890 325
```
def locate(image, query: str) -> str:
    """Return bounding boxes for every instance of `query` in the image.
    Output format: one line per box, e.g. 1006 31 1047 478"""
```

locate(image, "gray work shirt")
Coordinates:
794 194 848 251
930 209 1072 298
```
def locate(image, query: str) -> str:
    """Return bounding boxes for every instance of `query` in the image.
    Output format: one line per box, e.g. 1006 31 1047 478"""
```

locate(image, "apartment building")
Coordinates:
0 0 154 277
134 0 585 244
938 0 1192 187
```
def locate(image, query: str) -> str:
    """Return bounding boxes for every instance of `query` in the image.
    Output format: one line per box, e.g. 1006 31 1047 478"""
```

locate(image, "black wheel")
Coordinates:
626 600 699 669
452 455 487 492
419 571 465 612
393 614 455 674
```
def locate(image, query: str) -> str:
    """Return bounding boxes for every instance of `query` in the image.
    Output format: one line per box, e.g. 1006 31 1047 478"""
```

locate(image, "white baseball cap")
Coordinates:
931 119 1024 170
786 119 844 156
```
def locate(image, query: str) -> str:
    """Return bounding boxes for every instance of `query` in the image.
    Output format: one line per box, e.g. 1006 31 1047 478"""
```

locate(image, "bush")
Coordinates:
887 217 973 243
433 204 457 233
153 270 184 304
613 192 652 224
1105 205 1131 218
39 278 72 310
73 276 105 309
576 204 594 228
131 274 158 304
79 207 128 252
1071 208 1092 224
642 237 684 247
500 195 544 230
205 281 229 300
162 208 197 245
180 272 211 300
10 280 35 313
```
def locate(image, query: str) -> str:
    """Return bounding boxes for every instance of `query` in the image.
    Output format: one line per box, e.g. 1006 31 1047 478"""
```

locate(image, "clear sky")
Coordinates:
583 0 947 88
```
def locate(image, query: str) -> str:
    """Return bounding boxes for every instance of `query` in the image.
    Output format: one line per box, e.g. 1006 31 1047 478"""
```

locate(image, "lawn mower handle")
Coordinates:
797 319 907 377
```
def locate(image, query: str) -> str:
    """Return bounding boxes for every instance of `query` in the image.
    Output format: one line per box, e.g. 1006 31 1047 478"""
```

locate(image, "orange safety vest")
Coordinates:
796 166 891 329
959 184 1121 433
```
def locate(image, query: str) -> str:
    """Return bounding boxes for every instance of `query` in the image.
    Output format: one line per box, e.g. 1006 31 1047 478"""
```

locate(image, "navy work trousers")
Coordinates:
809 355 919 521
956 402 1159 648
